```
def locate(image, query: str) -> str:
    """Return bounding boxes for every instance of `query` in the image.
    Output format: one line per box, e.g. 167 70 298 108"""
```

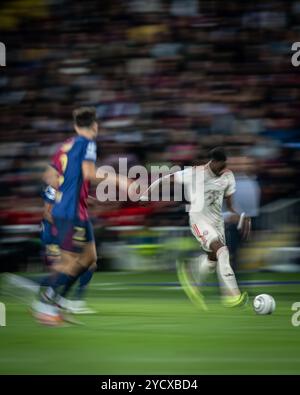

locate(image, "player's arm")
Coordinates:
139 173 180 202
43 202 54 224
42 185 56 223
82 161 130 192
225 194 251 240
82 138 131 192
42 165 59 189
82 160 97 182
225 194 239 217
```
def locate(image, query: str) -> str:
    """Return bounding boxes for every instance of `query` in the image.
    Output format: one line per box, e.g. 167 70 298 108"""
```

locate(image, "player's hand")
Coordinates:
226 213 240 224
238 214 251 240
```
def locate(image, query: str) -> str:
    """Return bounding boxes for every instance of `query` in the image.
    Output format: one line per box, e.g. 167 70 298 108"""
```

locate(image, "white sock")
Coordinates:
216 246 240 296
198 255 216 285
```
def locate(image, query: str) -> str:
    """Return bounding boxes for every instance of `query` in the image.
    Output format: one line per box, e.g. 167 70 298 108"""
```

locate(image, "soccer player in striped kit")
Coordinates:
33 107 129 324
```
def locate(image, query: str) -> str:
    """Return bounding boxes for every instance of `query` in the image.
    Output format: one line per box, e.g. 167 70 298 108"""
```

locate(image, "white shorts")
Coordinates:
189 214 225 252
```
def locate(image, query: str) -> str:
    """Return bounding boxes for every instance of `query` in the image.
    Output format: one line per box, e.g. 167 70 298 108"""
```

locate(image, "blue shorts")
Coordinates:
53 217 95 253
40 219 60 265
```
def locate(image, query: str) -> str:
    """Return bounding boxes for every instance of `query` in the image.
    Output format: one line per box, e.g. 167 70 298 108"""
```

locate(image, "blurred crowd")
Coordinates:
1 0 300 228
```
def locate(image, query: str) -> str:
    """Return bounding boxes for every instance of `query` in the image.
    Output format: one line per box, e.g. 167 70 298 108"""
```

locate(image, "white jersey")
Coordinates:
174 164 236 226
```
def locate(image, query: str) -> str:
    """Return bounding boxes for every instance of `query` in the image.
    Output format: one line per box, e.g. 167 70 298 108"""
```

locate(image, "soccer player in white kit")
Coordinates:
140 147 250 307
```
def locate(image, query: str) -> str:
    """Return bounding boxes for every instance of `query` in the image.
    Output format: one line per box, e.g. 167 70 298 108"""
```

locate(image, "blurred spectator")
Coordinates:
0 0 300 228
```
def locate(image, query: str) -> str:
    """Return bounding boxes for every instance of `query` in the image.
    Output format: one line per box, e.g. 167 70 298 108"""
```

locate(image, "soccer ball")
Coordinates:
253 294 276 315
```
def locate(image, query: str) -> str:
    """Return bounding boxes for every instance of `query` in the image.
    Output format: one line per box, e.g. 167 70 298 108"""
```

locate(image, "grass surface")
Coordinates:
0 271 300 374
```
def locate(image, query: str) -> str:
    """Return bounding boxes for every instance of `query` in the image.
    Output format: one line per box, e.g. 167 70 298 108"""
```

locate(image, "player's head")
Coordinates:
209 147 227 176
73 107 98 139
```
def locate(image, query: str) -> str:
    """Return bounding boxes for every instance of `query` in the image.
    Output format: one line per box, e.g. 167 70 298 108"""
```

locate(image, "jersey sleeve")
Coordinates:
43 185 56 204
83 141 97 163
224 171 236 197
50 150 61 173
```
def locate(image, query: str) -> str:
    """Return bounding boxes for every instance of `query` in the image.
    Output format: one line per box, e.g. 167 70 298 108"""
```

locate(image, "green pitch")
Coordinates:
0 271 300 374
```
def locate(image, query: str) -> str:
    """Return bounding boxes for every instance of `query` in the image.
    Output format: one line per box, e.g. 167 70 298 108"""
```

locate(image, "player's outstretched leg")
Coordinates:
32 249 82 325
176 258 208 311
210 240 248 307
55 243 97 314
70 262 97 314
40 250 80 305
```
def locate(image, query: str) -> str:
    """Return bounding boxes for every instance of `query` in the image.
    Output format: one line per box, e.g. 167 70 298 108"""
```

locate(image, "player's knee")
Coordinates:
87 250 97 267
208 251 217 262
89 261 97 272
78 253 97 269
55 262 77 276
210 239 225 254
